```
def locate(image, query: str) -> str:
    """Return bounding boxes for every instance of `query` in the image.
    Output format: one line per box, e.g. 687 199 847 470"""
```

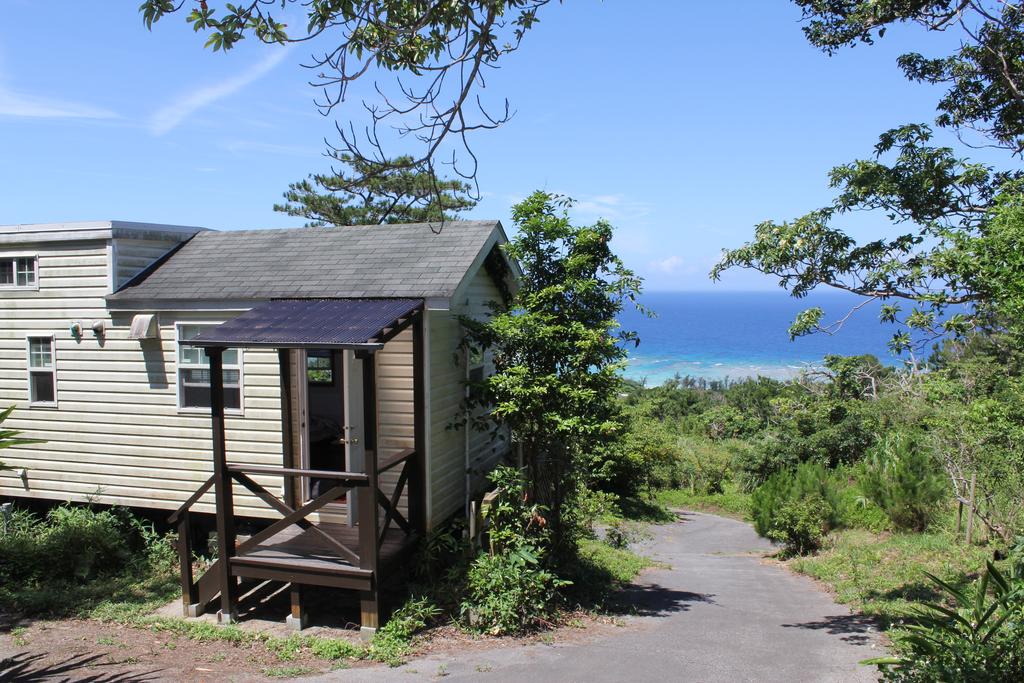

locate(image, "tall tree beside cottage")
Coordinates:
463 191 643 564
274 154 476 226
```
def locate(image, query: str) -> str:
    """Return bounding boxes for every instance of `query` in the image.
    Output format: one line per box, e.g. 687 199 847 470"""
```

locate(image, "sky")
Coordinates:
0 1 994 290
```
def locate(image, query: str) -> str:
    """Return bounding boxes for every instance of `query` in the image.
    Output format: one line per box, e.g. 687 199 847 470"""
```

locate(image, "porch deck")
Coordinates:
230 523 417 591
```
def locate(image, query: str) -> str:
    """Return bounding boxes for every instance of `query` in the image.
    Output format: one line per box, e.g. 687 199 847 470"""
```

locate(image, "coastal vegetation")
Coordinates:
614 341 1024 677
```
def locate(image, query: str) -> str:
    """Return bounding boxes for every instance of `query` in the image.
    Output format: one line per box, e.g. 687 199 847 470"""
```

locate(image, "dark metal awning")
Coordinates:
186 298 423 350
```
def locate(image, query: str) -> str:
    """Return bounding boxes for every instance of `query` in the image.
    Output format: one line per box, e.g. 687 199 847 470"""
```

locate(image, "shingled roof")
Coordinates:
107 220 503 302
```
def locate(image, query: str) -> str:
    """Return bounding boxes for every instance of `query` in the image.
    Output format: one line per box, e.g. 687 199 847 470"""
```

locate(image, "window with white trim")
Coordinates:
27 336 56 405
1 256 38 288
177 324 241 411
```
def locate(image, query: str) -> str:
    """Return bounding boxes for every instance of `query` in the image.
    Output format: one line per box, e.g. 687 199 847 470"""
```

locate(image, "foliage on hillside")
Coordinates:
609 336 1024 680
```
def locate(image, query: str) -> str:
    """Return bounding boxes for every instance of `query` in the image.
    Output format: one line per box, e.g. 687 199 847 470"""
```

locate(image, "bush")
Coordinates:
751 461 842 540
766 496 828 556
603 416 680 496
754 396 879 475
370 597 441 666
671 435 733 495
701 404 760 440
0 504 144 584
461 466 569 635
731 432 794 492
869 562 1024 682
462 549 566 635
860 433 947 531
0 503 176 615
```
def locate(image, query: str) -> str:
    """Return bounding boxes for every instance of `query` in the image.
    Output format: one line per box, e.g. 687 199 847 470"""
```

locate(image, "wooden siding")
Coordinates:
1 232 501 530
0 239 284 517
376 327 413 521
427 265 506 526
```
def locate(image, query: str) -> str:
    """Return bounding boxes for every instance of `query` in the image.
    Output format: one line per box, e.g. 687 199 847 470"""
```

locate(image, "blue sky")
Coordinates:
0 1 984 290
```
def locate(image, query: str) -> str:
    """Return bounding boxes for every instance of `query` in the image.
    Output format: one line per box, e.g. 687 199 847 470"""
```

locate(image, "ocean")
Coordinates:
618 291 907 385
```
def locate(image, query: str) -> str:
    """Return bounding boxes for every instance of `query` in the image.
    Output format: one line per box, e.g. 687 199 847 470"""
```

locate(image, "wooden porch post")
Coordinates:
278 349 307 630
357 351 381 633
177 510 199 616
409 312 427 534
278 349 296 509
209 347 239 624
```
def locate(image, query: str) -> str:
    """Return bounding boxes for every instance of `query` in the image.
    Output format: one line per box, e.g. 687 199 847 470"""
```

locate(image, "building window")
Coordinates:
307 351 334 385
27 336 56 405
467 346 485 383
177 324 241 411
1 256 38 288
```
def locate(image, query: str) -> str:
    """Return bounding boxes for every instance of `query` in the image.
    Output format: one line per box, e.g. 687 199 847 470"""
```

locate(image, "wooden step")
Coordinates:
230 555 373 591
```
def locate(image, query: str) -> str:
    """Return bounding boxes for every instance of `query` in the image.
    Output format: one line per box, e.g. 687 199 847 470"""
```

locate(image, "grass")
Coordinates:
787 527 993 626
264 665 316 678
577 538 656 584
1 562 180 619
655 481 752 521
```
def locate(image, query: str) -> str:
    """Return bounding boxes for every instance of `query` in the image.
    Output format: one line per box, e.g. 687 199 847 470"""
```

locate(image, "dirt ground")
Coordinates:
0 586 621 682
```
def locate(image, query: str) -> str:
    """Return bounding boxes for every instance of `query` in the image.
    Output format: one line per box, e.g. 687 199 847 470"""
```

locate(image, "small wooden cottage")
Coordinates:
0 219 516 630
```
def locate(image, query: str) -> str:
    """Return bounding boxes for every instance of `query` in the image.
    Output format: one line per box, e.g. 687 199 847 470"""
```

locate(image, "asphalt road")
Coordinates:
332 510 882 683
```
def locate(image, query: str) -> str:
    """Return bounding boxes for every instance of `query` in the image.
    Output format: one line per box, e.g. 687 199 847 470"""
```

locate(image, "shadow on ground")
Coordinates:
0 652 162 682
606 582 716 618
781 613 880 645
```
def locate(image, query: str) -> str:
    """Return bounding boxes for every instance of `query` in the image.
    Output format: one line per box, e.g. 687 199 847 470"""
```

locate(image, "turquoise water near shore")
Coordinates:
618 291 905 385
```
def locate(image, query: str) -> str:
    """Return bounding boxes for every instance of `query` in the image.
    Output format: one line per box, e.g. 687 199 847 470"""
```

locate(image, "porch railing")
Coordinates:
169 449 418 617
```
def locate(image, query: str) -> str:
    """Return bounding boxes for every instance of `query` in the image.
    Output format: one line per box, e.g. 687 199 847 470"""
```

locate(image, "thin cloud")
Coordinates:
572 193 652 222
649 255 685 274
0 84 117 119
149 48 290 135
219 139 321 157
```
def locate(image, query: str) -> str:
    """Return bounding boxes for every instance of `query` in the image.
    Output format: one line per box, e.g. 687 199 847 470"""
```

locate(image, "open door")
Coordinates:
342 350 366 526
296 349 350 509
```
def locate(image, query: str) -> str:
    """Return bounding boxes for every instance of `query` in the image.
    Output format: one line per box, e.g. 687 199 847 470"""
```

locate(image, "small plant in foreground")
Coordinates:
866 562 1024 682
370 597 440 666
461 466 569 635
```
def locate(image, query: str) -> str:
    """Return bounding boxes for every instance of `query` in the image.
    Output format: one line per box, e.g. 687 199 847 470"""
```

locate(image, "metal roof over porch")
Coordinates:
187 297 423 350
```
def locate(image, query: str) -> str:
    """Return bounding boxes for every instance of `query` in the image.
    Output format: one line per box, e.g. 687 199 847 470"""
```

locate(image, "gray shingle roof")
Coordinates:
108 220 501 302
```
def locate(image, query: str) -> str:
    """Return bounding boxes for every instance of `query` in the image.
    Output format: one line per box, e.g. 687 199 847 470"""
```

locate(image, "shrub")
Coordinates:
869 562 1024 682
766 496 828 556
756 396 879 473
829 465 891 532
672 435 733 495
0 502 177 615
604 416 680 496
0 504 138 584
860 433 947 531
751 461 842 540
462 548 567 635
370 597 441 666
701 404 760 440
461 466 569 635
731 432 795 492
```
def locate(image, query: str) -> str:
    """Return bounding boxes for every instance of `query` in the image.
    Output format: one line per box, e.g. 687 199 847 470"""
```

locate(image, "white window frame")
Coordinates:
1 253 40 291
26 335 57 408
175 322 244 416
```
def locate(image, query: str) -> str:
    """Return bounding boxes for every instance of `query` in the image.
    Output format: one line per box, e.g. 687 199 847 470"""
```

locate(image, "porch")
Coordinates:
169 298 427 632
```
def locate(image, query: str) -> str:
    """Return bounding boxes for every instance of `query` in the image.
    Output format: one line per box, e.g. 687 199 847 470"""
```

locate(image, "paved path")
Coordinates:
329 510 882 683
